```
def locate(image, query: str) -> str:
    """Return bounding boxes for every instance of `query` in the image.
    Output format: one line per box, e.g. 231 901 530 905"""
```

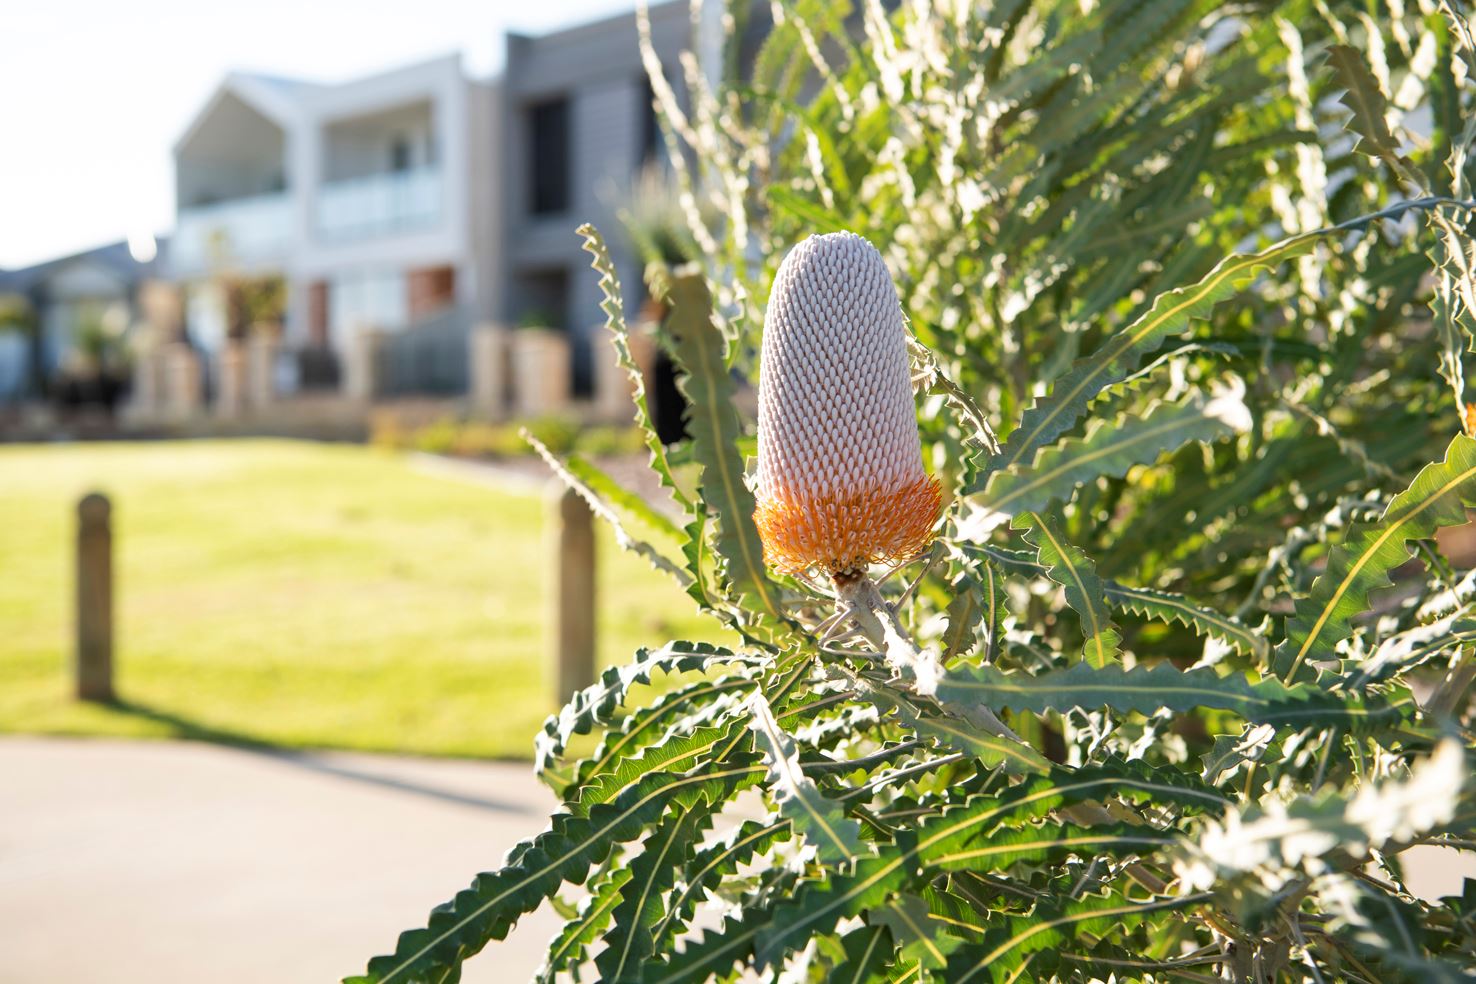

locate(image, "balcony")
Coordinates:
314 167 441 242
173 192 292 274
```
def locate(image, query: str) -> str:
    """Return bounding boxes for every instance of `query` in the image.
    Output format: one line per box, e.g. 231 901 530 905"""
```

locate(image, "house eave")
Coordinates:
173 73 307 156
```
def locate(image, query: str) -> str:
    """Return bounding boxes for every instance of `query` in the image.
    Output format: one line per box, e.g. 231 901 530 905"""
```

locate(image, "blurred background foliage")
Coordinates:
649 0 1476 622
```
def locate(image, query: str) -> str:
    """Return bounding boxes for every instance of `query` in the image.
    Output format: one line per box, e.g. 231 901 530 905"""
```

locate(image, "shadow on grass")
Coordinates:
107 698 542 816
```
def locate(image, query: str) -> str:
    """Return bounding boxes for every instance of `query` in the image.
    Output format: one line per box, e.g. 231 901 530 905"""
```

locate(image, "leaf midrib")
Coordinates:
1288 460 1476 677
996 243 1300 470
984 410 1212 517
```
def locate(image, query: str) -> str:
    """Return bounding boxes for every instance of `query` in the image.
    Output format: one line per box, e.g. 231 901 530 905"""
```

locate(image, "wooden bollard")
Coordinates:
549 484 596 705
76 492 115 703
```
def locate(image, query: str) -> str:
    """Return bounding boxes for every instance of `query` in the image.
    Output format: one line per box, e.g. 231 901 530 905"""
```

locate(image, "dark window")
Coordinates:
517 267 569 331
529 98 570 215
390 137 412 172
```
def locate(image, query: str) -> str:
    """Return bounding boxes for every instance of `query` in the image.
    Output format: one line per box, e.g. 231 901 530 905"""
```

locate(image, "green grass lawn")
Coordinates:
0 439 726 759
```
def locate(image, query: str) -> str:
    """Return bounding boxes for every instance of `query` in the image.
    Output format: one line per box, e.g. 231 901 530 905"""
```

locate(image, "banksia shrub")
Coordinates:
357 6 1476 983
754 232 941 578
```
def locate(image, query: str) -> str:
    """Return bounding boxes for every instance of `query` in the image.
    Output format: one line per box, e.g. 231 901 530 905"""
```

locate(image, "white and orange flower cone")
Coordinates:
754 232 941 580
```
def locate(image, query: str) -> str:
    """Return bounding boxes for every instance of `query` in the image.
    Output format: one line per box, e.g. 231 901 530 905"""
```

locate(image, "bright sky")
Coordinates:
0 0 639 270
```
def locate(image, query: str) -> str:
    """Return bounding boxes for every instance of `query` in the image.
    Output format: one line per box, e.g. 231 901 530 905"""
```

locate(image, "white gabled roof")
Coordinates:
173 71 321 154
173 56 471 154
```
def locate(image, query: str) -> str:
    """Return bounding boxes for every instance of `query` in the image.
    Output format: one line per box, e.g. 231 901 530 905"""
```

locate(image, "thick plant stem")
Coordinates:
833 575 900 657
833 573 1021 741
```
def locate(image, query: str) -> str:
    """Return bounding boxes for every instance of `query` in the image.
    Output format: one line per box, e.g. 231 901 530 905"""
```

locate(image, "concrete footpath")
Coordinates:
5 737 1474 983
0 737 561 984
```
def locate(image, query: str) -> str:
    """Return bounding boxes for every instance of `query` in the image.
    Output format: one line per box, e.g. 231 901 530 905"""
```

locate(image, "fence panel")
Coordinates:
375 307 471 397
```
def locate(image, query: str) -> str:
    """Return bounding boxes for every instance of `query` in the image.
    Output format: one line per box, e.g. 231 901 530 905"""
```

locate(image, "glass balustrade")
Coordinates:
315 168 441 240
171 168 443 276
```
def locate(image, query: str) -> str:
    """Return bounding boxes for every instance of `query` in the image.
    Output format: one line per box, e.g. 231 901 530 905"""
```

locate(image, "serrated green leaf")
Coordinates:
920 884 996 940
526 435 693 591
966 543 1268 658
923 820 1174 873
1106 581 1269 660
352 754 766 984
941 568 991 664
643 851 914 983
643 762 1228 983
680 509 718 615
1017 511 1121 667
1276 435 1476 681
572 724 745 817
578 223 691 512
571 676 752 789
831 925 896 984
962 387 1250 536
1428 210 1476 409
934 662 1409 731
599 804 716 982
869 681 1050 775
1201 723 1280 785
535 866 632 983
908 713 1052 775
977 559 1009 666
534 641 759 780
943 890 1215 983
749 690 867 865
665 271 789 628
561 451 684 549
909 335 1002 455
1327 44 1419 181
652 819 791 954
988 234 1323 477
913 763 1230 865
871 894 962 969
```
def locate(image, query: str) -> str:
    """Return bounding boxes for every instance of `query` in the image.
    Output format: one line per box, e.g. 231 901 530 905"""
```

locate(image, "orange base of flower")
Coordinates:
754 476 942 577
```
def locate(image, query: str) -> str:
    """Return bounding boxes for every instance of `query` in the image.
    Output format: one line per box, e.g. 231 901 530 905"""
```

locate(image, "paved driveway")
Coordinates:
5 736 1474 983
0 737 559 984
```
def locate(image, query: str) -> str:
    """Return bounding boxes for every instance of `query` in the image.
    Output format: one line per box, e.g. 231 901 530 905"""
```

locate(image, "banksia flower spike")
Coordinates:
755 232 942 581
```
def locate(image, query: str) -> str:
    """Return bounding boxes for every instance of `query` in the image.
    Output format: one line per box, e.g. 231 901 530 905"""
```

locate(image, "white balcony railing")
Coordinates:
315 168 441 241
172 192 293 274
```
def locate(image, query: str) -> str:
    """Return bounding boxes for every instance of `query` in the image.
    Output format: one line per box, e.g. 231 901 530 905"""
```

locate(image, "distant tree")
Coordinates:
0 292 46 399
